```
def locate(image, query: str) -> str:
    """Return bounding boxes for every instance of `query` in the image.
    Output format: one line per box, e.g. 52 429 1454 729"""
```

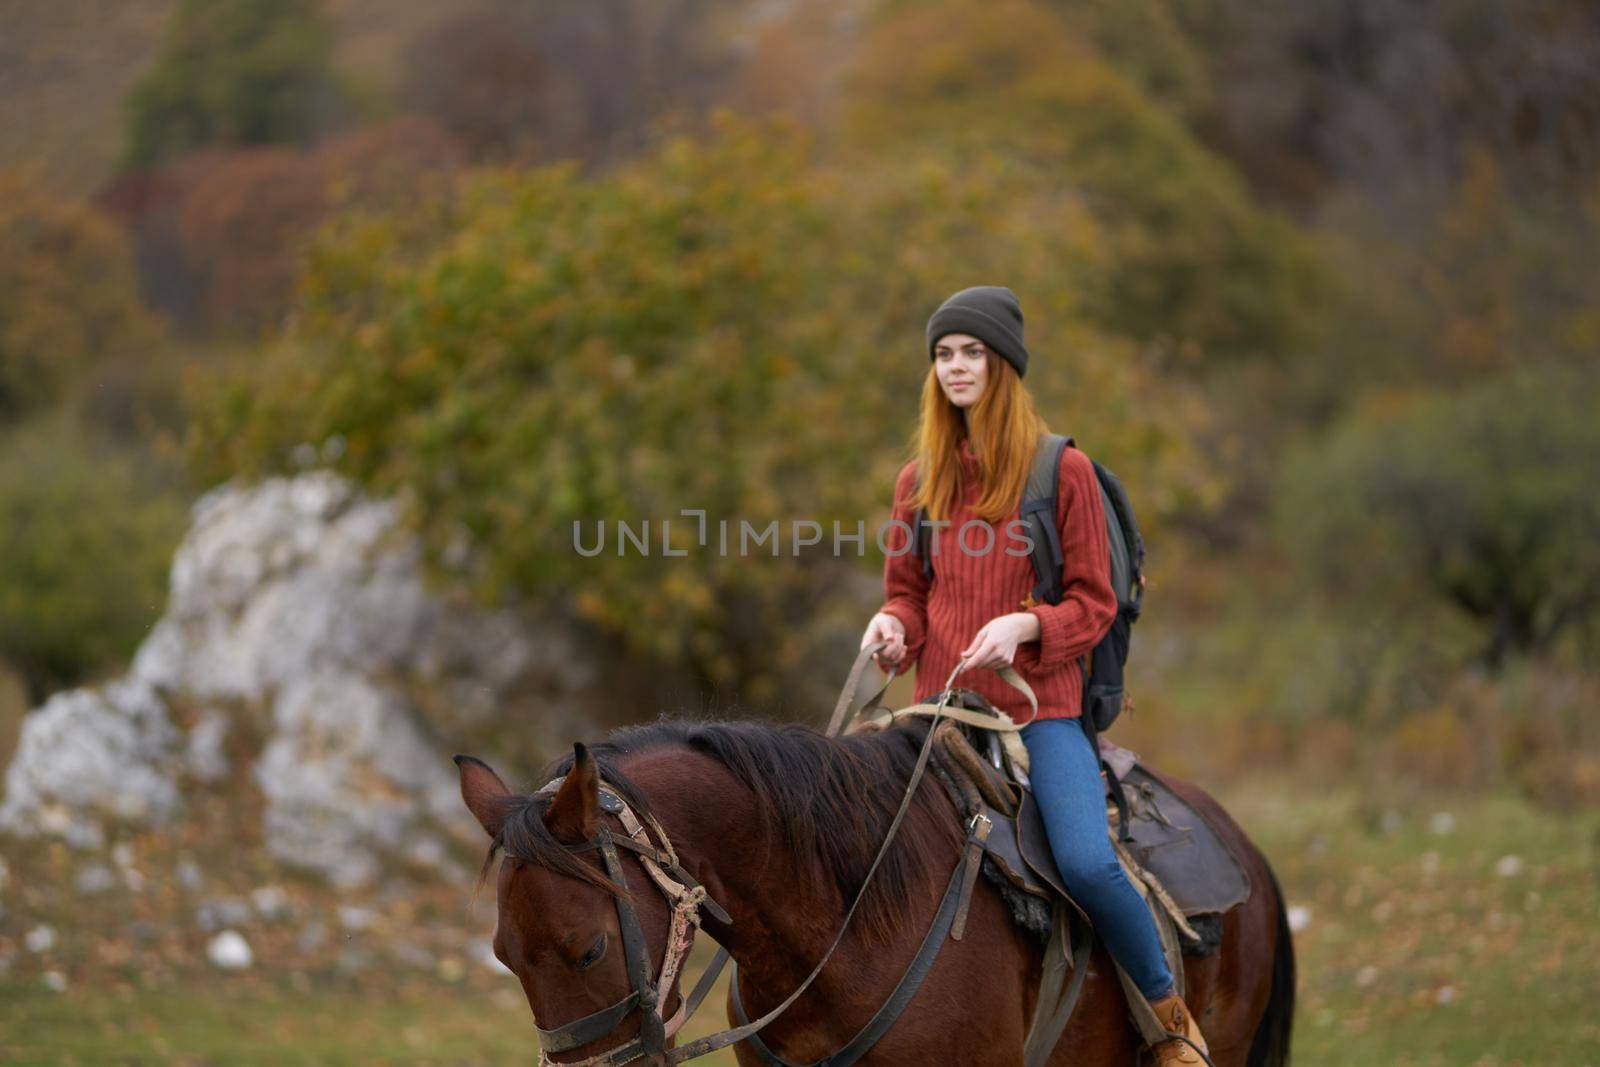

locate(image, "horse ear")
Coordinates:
544 742 601 844
455 754 515 839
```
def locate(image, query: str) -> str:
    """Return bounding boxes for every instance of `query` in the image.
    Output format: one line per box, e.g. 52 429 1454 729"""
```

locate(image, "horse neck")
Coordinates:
618 746 882 996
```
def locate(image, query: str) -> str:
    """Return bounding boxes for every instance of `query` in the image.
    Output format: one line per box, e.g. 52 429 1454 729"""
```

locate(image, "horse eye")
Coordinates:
576 933 607 971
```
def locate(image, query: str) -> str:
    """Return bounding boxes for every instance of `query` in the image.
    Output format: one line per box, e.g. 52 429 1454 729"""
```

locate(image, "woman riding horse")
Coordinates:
860 284 1209 1065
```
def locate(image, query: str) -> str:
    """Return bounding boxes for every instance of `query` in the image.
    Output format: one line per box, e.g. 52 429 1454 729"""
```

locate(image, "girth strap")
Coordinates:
1021 904 1094 1067
949 812 992 940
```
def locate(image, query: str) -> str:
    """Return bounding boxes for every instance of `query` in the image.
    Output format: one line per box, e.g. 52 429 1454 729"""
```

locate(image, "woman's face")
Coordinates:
932 332 990 410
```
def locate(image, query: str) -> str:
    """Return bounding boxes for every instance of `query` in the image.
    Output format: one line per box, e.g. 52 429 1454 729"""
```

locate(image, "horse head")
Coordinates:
456 744 710 1066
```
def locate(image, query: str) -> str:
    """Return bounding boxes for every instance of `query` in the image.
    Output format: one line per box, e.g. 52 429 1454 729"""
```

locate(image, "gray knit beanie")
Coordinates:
925 285 1029 378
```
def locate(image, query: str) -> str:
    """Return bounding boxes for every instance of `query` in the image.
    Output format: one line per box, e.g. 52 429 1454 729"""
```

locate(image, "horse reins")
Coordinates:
518 652 1216 1067
524 647 1011 1065
518 646 1213 1067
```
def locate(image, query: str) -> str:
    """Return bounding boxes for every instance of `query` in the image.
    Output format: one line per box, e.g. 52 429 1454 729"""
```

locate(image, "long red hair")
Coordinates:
906 350 1048 524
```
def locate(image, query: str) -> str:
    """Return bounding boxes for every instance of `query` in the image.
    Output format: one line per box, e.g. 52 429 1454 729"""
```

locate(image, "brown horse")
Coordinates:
455 718 1294 1066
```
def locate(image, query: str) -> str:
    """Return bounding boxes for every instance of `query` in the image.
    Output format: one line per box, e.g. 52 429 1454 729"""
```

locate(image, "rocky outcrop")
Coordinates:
0 471 617 886
0 679 179 850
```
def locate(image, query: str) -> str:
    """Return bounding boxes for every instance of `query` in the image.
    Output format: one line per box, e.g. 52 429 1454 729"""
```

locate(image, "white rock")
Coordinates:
109 843 145 891
1494 854 1523 878
0 680 179 838
251 885 291 919
255 671 458 887
24 925 55 953
1 471 579 886
337 905 377 932
1428 811 1455 836
1286 905 1312 934
406 836 447 870
41 971 68 992
296 921 327 952
63 818 105 850
176 857 204 891
197 897 252 932
74 864 117 895
207 930 254 970
184 710 231 782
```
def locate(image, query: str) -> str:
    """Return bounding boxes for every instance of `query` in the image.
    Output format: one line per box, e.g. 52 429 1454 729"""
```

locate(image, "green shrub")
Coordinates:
0 414 189 705
0 170 163 423
121 0 342 171
1278 364 1600 671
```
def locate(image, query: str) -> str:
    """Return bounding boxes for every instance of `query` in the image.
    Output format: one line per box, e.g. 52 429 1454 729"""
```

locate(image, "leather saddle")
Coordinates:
925 700 1251 921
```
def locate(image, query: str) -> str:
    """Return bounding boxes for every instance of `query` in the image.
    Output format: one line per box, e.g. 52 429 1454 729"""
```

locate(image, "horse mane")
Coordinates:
491 718 960 944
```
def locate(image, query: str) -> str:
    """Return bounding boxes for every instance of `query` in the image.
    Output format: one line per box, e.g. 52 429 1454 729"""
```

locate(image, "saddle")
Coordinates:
933 714 1250 927
853 689 1251 938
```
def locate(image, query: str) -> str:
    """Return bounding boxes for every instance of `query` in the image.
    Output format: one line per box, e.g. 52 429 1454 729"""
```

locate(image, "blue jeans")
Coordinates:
1020 716 1176 1002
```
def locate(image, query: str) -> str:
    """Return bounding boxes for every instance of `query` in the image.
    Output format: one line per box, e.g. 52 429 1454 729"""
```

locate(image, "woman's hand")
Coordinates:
862 612 908 670
958 612 1041 673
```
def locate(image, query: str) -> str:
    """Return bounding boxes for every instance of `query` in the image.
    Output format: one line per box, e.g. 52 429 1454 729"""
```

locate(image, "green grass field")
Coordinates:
1228 782 1600 1067
0 948 741 1067
3 781 1596 1066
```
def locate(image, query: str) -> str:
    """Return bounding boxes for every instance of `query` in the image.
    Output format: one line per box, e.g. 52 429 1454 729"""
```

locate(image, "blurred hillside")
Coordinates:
0 0 455 197
2 0 1597 804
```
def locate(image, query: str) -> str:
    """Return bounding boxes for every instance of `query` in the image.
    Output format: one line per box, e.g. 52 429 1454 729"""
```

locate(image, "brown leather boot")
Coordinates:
1147 991 1210 1065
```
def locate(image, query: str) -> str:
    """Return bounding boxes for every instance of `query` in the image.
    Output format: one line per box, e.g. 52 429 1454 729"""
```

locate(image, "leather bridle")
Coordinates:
522 776 733 1067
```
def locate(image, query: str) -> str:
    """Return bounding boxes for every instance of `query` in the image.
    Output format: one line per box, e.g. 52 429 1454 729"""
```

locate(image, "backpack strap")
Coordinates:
1093 462 1144 616
1075 664 1135 843
912 503 934 583
910 433 1072 603
1019 434 1071 607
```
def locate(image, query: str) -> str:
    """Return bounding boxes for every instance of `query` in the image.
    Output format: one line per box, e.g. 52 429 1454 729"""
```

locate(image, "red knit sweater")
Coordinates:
879 436 1118 723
